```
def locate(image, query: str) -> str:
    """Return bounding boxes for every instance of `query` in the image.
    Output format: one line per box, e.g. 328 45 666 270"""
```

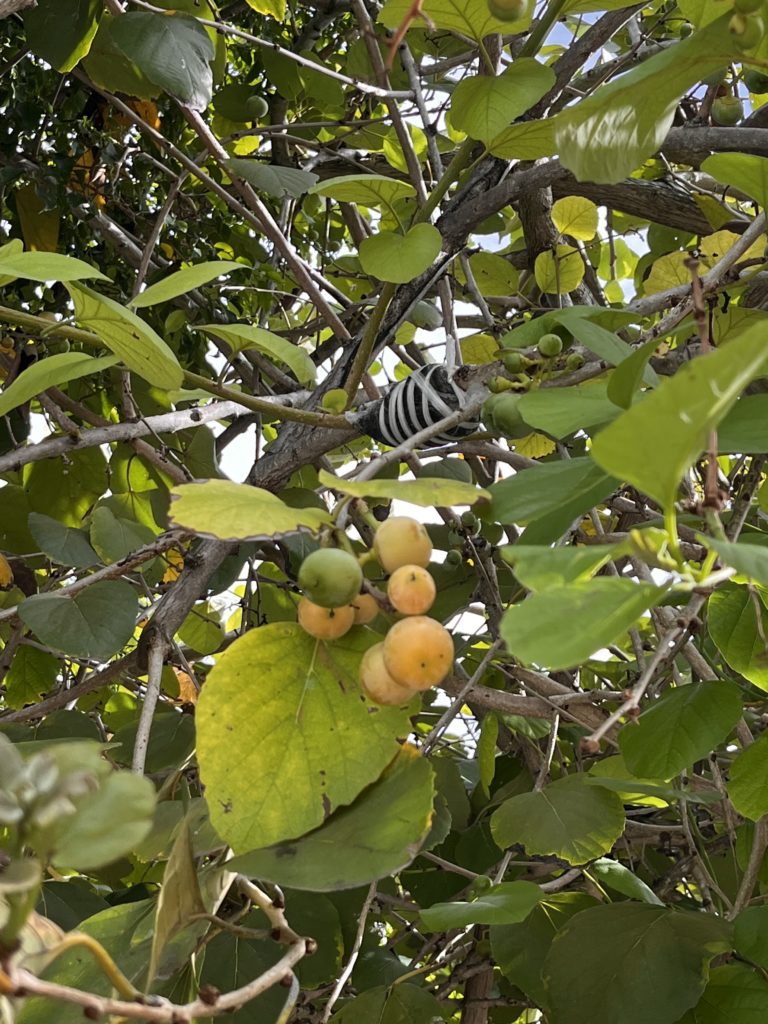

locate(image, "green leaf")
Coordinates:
0 352 118 419
24 447 108 527
230 749 434 890
18 901 155 1024
4 647 59 711
51 772 156 871
501 579 665 671
477 711 498 796
309 173 415 208
491 776 625 865
0 251 108 283
551 196 599 241
607 338 661 409
701 153 768 212
226 158 319 199
318 468 488 507
421 881 541 931
553 17 738 183
89 506 156 564
464 252 519 297
491 892 599 1009
534 245 585 294
708 584 768 691
177 603 225 656
27 513 98 568
65 283 183 390
359 224 442 284
502 545 616 592
110 12 214 110
680 964 768 1024
488 118 557 160
727 732 768 821
196 623 413 850
379 0 533 42
81 12 160 99
23 0 102 73
734 907 768 970
489 457 618 528
148 820 206 984
169 479 330 539
588 859 665 905
591 319 768 511
194 323 316 384
703 536 768 587
129 261 244 308
450 61 554 144
518 380 621 439
619 681 743 780
245 0 285 18
335 984 447 1023
543 904 732 1024
18 581 138 661
719 395 768 453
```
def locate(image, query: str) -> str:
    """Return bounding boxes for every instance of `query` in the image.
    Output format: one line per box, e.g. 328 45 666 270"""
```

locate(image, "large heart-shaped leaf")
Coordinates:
359 224 442 284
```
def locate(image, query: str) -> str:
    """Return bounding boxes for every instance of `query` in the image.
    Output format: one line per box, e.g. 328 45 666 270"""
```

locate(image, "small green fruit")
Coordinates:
409 300 443 331
538 332 564 358
245 95 269 119
298 548 363 608
735 0 764 14
730 12 766 51
321 388 348 413
743 68 768 93
445 549 463 567
460 510 479 532
480 521 503 545
502 350 526 374
711 94 744 125
483 392 530 438
679 21 694 37
565 352 585 371
487 0 529 21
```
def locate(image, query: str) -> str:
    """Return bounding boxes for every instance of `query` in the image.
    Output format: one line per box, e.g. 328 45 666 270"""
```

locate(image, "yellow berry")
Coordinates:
387 565 436 616
297 597 354 640
373 517 432 573
382 616 454 690
359 643 417 706
351 592 379 624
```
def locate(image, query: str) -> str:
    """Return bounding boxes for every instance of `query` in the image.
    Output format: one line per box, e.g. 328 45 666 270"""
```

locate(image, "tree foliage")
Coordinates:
3 0 768 1021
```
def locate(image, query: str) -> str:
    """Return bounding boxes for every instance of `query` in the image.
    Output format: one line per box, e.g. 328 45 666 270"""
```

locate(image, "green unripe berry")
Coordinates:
245 95 269 119
470 874 494 895
445 549 463 567
298 548 362 608
486 0 529 21
447 528 464 549
730 12 766 51
735 0 764 14
321 388 348 413
483 392 530 438
409 300 443 330
679 21 694 37
743 68 768 93
480 521 503 545
460 510 479 532
502 350 526 374
565 352 585 371
537 333 564 358
711 94 744 125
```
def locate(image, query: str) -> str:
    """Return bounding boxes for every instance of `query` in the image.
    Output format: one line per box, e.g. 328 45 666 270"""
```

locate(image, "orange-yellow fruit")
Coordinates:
387 565 436 616
373 517 432 573
359 642 417 706
297 597 354 640
351 592 379 624
382 616 454 690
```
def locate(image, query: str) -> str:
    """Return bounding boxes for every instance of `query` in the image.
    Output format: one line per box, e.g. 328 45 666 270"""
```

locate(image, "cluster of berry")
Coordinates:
295 517 453 706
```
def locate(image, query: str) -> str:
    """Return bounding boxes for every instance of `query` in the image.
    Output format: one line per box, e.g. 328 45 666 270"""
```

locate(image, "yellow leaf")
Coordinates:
643 251 690 295
534 245 585 294
460 333 499 364
551 196 598 241
14 185 60 252
0 553 13 588
513 434 556 458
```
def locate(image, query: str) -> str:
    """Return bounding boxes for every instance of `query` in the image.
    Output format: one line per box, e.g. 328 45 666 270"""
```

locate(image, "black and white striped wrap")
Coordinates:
357 365 480 447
